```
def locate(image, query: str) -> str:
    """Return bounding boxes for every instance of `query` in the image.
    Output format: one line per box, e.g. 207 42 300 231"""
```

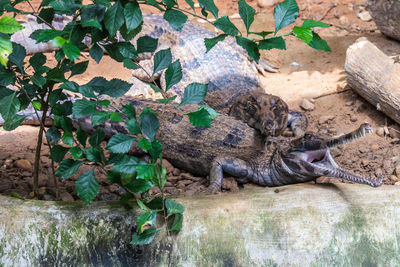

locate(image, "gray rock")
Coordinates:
300 98 315 111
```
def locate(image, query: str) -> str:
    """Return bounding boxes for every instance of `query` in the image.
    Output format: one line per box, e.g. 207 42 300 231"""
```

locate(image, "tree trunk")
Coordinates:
368 0 400 41
345 38 400 124
2 184 400 266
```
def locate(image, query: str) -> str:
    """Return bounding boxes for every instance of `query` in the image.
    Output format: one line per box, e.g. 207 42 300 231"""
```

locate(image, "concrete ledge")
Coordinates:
1 184 400 266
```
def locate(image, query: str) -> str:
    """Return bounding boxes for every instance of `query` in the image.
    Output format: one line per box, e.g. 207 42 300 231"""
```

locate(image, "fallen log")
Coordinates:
2 184 400 265
345 38 400 124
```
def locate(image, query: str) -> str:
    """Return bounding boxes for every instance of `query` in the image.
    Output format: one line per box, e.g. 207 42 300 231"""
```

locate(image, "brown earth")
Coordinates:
1 0 400 201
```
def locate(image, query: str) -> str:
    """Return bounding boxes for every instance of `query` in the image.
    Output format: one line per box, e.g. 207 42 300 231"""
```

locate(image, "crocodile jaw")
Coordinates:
284 149 382 187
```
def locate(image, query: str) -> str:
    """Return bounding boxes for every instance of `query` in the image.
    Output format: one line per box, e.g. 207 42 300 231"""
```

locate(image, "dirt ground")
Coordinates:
1 0 400 201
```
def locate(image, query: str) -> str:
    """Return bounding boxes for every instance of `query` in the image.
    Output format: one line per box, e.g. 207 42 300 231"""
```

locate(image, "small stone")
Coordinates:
21 171 31 177
376 127 385 137
229 13 241 20
274 189 280 193
318 115 335 125
14 159 32 170
149 187 161 196
389 175 398 183
257 0 275 8
29 191 35 198
42 194 56 201
350 115 358 122
184 189 197 197
0 153 10 160
395 181 400 186
300 98 315 111
162 159 174 174
395 165 400 178
4 159 13 168
180 173 195 180
164 181 173 187
339 16 350 27
357 11 372 21
0 180 12 192
164 187 179 195
375 168 383 177
371 144 380 150
221 178 239 192
60 191 75 202
172 168 180 176
167 176 180 183
346 101 354 106
389 127 400 139
361 159 369 167
179 179 193 186
99 193 119 201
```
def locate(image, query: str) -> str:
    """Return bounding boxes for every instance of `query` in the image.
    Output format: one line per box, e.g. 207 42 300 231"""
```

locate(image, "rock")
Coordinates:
184 190 197 197
162 159 174 174
98 193 118 201
164 181 173 187
368 1 400 40
395 165 400 178
318 115 335 125
38 187 46 196
389 175 398 183
178 179 192 186
300 98 315 111
339 16 350 27
357 11 372 21
60 191 75 202
21 171 31 177
186 182 200 191
395 181 400 186
346 101 354 106
172 168 180 176
42 194 56 201
0 153 10 160
0 180 12 193
229 13 241 20
376 127 385 137
180 173 195 180
14 159 32 170
148 187 161 196
389 126 400 139
164 187 179 195
350 115 358 122
4 159 13 168
222 178 239 192
167 176 180 183
257 0 275 8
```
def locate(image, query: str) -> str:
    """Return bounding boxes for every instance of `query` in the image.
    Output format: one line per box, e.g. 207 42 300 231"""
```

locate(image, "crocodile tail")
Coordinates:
326 123 373 148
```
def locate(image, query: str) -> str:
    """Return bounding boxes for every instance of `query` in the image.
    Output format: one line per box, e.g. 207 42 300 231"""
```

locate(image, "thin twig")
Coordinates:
312 88 351 99
25 0 55 29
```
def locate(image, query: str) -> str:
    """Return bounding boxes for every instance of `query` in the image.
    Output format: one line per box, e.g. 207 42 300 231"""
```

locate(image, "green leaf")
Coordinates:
91 111 109 126
70 60 89 77
137 36 158 53
76 169 100 205
46 68 65 82
0 69 15 86
153 48 172 75
81 19 102 30
45 126 61 144
140 111 159 141
104 1 124 36
78 85 96 98
52 36 66 47
0 16 24 34
149 140 163 160
60 81 79 92
76 127 88 147
54 115 73 132
110 112 123 122
198 105 219 119
184 0 195 12
250 31 273 38
112 155 139 174
125 179 153 194
0 91 19 120
72 99 96 118
62 131 74 146
62 43 80 61
165 198 185 216
97 100 110 107
187 107 212 127
213 16 239 36
29 53 46 71
55 159 83 178
136 210 157 233
106 133 136 153
302 19 330 28
30 29 63 43
89 127 106 146
123 59 139 70
136 163 155 179
131 227 160 245
258 36 286 50
308 32 331 52
165 60 182 90
9 43 25 71
238 0 255 35
198 0 218 18
163 9 188 31
69 146 84 160
118 42 138 58
88 76 108 93
122 104 136 119
50 145 69 162
100 78 131 97
162 0 176 8
137 137 152 152
37 8 55 25
136 198 150 211
204 34 227 52
179 83 207 106
292 26 313 44
156 95 177 104
90 44 103 63
170 213 183 231
124 2 142 31
85 146 105 163
274 0 299 33
235 36 259 63
0 35 12 66
3 114 25 131
126 119 141 134
145 0 164 11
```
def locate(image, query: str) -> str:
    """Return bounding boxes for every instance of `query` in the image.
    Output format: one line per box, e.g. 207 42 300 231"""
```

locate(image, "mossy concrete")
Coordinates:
2 184 400 266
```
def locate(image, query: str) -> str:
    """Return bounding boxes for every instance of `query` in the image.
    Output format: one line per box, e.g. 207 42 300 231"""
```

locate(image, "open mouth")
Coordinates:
306 150 328 163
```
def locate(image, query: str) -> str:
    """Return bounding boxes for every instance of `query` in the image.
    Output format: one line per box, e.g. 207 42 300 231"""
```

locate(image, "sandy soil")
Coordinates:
1 0 400 201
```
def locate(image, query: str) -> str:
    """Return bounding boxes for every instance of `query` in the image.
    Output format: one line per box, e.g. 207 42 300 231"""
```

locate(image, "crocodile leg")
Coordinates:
208 156 256 193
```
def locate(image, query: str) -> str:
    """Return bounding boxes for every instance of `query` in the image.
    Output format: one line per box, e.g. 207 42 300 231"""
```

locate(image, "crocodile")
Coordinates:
74 96 382 192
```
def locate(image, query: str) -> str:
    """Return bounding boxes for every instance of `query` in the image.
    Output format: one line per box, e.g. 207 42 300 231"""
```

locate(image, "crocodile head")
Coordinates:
280 123 382 187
